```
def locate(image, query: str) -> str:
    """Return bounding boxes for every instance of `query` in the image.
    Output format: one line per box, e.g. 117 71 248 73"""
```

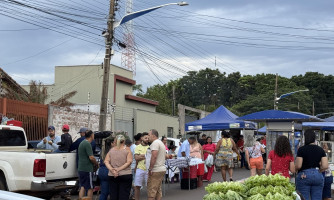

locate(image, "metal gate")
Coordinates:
0 98 48 140
114 106 134 139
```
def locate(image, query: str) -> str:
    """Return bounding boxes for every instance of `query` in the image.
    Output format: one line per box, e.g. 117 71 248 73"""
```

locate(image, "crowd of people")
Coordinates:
36 125 333 200
214 130 331 200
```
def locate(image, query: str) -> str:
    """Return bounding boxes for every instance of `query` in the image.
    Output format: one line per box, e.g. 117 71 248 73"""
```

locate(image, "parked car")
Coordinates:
0 125 78 199
0 190 43 200
166 137 181 155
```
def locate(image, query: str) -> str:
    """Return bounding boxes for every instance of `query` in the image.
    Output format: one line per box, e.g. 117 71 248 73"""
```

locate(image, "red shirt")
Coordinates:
202 143 216 160
268 150 294 178
263 138 266 146
237 139 244 151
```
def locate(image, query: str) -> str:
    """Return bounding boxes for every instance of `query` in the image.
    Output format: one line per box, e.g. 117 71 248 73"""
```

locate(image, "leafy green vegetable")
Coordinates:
205 181 246 194
248 194 264 200
225 190 243 200
203 193 220 200
203 174 297 200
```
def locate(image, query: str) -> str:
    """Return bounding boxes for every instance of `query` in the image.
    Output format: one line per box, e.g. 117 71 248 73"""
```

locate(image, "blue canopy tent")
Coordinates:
237 110 322 122
237 110 322 156
185 105 256 131
303 122 334 131
325 116 334 122
258 126 266 133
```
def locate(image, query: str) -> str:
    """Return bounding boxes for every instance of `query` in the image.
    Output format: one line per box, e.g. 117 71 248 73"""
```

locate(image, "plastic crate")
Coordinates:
181 178 197 190
197 163 205 176
7 120 22 127
182 166 197 179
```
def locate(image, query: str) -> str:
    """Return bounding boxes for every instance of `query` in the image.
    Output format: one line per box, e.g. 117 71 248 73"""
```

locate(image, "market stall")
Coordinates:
184 105 257 186
238 110 323 156
185 105 256 132
165 157 205 191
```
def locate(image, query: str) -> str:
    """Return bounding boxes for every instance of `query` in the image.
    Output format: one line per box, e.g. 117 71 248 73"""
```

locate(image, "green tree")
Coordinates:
139 69 329 116
132 84 143 96
139 84 173 115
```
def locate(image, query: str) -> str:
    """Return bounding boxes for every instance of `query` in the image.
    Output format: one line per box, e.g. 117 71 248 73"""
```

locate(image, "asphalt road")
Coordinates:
53 168 251 200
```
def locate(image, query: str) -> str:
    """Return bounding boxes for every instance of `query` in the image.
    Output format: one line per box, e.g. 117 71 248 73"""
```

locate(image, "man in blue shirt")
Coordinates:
177 138 190 158
37 125 61 152
70 127 96 166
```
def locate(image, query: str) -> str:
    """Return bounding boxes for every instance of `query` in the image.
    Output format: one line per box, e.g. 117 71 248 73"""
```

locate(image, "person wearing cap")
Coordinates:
70 127 96 167
55 124 73 153
199 134 207 146
37 125 61 152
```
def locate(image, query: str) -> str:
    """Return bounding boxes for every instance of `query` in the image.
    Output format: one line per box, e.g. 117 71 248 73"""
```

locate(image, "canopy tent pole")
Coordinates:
291 121 295 156
266 122 271 160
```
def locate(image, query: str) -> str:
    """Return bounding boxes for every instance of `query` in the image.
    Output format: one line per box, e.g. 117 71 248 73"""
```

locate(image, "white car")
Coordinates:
166 138 181 155
0 190 43 200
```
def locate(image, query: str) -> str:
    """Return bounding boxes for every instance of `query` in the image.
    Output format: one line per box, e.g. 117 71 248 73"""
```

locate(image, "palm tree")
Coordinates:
28 80 48 104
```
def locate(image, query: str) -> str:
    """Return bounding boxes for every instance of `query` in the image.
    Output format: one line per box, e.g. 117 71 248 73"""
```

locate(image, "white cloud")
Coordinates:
10 73 54 85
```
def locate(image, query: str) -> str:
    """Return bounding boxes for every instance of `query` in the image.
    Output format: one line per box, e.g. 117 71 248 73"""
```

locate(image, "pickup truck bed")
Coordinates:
0 125 78 199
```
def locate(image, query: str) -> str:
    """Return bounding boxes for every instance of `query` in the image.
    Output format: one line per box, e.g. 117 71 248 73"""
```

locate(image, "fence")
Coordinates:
0 98 48 140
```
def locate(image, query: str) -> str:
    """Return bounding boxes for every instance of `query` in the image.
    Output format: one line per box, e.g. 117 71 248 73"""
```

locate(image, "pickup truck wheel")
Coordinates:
0 175 8 191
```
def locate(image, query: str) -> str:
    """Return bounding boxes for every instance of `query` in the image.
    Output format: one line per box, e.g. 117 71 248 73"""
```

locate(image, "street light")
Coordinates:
274 89 309 110
114 2 188 29
99 2 189 131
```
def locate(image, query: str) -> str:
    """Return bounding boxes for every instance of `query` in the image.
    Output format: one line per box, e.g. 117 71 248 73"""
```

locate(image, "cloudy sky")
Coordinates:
1 0 334 90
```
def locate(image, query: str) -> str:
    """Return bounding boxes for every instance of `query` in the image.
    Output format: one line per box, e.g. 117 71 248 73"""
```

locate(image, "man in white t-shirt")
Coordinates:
146 129 167 200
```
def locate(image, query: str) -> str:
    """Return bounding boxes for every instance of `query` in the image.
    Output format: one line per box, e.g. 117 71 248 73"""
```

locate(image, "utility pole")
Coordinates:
312 101 315 116
274 73 278 110
215 56 216 68
172 85 175 116
99 0 116 131
88 92 91 128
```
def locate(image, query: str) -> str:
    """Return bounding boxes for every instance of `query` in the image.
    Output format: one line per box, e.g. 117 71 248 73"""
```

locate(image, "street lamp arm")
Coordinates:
276 89 309 101
114 2 188 29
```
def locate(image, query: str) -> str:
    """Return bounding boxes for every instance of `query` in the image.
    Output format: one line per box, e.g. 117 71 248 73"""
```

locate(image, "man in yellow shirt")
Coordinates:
134 132 150 200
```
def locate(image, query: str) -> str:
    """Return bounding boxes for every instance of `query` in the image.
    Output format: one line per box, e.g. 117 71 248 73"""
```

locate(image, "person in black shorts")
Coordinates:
78 130 98 199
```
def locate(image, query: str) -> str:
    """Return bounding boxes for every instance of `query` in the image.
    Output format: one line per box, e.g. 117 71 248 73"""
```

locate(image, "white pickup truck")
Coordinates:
0 125 78 199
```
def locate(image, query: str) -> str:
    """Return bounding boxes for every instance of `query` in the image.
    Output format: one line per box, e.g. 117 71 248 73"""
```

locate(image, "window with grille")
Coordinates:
167 127 173 138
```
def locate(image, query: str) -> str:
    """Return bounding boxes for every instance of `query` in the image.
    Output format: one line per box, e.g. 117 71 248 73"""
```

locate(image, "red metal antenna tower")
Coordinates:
121 0 136 74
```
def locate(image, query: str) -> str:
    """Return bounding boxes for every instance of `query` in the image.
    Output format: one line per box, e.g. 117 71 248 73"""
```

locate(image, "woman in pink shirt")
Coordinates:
202 137 216 181
189 137 203 159
265 135 295 178
161 136 169 151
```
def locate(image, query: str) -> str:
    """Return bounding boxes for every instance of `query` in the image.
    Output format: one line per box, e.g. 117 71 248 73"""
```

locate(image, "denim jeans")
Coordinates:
296 168 324 200
240 152 245 168
98 165 110 200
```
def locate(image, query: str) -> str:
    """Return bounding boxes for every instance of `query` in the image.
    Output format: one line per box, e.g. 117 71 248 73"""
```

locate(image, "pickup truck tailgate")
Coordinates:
45 153 77 180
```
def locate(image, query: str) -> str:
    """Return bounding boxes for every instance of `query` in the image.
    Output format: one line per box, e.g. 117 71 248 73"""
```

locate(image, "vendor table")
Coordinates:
165 157 191 193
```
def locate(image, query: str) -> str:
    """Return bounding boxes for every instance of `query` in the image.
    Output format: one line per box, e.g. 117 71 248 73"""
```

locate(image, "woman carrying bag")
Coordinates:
203 137 216 182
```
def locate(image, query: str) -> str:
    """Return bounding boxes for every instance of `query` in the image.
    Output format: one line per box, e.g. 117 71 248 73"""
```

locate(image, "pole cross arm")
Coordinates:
114 2 188 29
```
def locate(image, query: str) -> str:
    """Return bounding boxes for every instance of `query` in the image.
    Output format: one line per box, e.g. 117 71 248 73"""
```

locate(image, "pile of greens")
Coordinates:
203 174 297 200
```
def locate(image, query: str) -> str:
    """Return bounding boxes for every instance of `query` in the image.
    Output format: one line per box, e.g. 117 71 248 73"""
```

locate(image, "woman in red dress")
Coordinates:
265 135 295 178
202 137 216 181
